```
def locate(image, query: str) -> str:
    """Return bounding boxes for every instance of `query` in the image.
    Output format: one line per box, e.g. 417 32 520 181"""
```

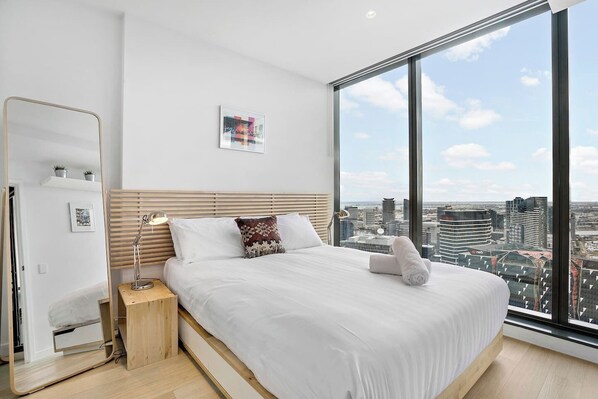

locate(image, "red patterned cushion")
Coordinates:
234 216 286 258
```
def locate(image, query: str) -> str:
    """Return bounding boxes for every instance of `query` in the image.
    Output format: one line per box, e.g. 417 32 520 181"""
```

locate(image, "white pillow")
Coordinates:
277 213 323 250
168 217 245 263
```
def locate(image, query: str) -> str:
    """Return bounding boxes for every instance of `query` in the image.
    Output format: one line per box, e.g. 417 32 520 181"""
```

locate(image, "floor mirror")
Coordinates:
2 97 114 395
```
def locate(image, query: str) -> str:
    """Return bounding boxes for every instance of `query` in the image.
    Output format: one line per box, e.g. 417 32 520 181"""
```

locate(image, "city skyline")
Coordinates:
339 195 598 326
340 1 597 203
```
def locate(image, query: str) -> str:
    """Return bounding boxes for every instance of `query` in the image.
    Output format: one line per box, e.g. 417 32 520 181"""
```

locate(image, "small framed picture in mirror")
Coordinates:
69 202 96 232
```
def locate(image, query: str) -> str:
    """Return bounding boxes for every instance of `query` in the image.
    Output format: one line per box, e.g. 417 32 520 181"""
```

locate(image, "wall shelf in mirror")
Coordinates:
41 176 102 192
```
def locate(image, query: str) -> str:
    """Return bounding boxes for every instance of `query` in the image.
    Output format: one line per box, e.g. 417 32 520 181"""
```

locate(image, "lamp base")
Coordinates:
131 279 154 291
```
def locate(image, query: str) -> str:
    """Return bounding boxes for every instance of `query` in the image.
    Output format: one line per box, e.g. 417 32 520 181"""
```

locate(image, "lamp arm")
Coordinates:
327 214 335 232
132 215 149 247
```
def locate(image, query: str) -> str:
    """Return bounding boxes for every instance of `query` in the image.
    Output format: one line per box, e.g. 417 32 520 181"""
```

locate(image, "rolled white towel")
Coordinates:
369 254 400 275
392 237 430 286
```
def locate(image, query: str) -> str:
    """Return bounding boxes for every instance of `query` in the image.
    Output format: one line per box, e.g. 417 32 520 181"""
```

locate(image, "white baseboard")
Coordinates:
503 323 598 364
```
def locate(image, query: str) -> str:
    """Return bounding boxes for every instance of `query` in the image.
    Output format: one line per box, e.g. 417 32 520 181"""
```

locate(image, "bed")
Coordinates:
48 282 111 355
164 245 509 399
107 190 507 399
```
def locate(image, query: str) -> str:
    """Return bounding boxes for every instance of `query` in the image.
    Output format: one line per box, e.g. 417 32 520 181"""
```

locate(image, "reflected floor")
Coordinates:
13 349 109 394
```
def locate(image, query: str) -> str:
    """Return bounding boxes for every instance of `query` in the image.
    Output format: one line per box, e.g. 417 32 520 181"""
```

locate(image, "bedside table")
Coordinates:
117 280 178 370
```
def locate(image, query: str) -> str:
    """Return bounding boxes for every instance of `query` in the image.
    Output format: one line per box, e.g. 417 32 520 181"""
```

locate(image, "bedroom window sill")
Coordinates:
505 314 598 350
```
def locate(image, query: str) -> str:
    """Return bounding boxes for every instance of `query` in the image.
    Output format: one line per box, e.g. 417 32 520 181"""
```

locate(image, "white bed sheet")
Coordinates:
48 281 109 328
164 245 509 399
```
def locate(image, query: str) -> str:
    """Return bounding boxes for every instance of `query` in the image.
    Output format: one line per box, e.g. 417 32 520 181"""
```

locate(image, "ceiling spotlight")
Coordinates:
366 10 377 19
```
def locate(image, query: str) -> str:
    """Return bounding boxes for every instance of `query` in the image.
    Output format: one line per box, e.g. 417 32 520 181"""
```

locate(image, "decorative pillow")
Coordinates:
168 217 245 263
277 213 323 250
234 216 286 258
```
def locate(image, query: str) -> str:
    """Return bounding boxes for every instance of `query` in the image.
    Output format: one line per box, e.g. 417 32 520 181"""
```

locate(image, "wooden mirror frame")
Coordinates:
2 96 115 395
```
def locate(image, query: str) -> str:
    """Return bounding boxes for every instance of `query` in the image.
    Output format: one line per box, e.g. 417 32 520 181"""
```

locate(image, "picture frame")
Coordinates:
219 106 265 153
69 202 95 232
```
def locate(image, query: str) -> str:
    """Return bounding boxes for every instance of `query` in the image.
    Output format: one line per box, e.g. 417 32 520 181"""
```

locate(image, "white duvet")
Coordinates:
164 246 509 399
48 281 109 328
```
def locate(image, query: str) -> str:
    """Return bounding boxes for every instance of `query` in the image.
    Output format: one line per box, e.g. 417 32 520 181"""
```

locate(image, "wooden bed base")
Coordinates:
178 306 503 399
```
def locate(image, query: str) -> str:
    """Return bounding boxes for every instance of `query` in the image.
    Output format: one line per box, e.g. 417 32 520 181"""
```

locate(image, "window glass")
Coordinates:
339 66 409 253
422 13 553 317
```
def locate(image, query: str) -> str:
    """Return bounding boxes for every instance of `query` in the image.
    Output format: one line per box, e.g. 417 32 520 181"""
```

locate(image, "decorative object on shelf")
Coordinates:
327 209 350 245
131 211 168 291
69 202 96 232
84 170 95 182
219 106 265 153
54 165 67 178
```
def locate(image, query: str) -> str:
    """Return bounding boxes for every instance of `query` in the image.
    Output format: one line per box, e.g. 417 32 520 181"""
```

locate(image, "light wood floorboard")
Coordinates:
0 337 596 398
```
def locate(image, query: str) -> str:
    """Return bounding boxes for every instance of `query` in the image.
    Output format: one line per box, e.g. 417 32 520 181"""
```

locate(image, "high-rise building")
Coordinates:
345 206 359 221
437 208 492 264
403 199 409 221
339 219 355 241
489 209 504 230
506 196 548 248
363 208 376 226
382 198 396 224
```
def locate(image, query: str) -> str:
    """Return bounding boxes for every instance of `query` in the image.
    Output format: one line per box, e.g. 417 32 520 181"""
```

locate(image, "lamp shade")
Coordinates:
147 211 168 225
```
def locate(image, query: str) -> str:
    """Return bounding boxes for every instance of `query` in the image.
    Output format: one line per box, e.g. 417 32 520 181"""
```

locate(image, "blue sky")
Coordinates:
340 1 598 203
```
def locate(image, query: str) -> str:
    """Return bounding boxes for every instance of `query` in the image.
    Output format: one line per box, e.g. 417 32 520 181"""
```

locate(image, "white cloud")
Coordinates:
340 96 359 111
346 76 407 112
442 143 515 170
353 132 370 140
587 128 598 136
378 146 408 161
420 73 460 118
571 146 598 175
520 75 540 87
445 27 510 62
520 68 550 87
532 147 551 161
415 75 500 129
458 99 501 130
345 73 500 130
434 178 455 186
443 143 490 159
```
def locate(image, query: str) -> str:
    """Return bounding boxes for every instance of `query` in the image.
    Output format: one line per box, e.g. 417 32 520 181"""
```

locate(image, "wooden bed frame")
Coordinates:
108 189 502 399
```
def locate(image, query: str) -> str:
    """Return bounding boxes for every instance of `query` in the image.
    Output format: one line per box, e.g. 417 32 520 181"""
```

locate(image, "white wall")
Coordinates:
121 15 333 192
15 179 108 361
0 0 124 190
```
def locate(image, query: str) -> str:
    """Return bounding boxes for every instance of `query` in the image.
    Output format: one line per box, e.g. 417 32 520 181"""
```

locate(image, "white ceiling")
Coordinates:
73 0 526 83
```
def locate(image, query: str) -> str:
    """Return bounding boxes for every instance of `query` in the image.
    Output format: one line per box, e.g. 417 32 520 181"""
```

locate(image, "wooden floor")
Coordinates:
0 337 596 398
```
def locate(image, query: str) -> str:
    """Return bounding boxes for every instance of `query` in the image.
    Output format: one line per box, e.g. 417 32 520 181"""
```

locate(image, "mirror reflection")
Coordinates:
4 98 112 394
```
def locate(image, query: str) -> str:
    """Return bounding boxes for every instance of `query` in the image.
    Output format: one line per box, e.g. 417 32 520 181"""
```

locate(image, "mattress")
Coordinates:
164 245 509 399
47 281 109 328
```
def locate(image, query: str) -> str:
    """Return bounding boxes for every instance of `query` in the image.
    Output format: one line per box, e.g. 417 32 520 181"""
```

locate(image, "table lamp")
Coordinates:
131 211 168 290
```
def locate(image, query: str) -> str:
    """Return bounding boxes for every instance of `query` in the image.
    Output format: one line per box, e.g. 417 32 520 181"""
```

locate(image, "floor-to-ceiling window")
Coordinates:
569 0 598 330
338 66 409 253
334 1 598 339
421 13 553 318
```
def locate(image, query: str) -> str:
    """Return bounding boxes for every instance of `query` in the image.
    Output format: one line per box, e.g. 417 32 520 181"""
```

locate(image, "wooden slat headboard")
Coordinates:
108 189 332 269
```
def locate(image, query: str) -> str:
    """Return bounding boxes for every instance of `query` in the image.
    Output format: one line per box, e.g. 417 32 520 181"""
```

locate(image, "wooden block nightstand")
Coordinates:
117 280 178 370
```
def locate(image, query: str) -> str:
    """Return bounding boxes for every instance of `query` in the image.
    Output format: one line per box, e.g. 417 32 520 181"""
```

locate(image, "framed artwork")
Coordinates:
69 202 95 232
219 106 265 153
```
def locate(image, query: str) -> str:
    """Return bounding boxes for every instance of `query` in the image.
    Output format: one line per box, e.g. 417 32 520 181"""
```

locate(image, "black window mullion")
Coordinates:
551 9 570 325
333 88 341 246
408 56 423 253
